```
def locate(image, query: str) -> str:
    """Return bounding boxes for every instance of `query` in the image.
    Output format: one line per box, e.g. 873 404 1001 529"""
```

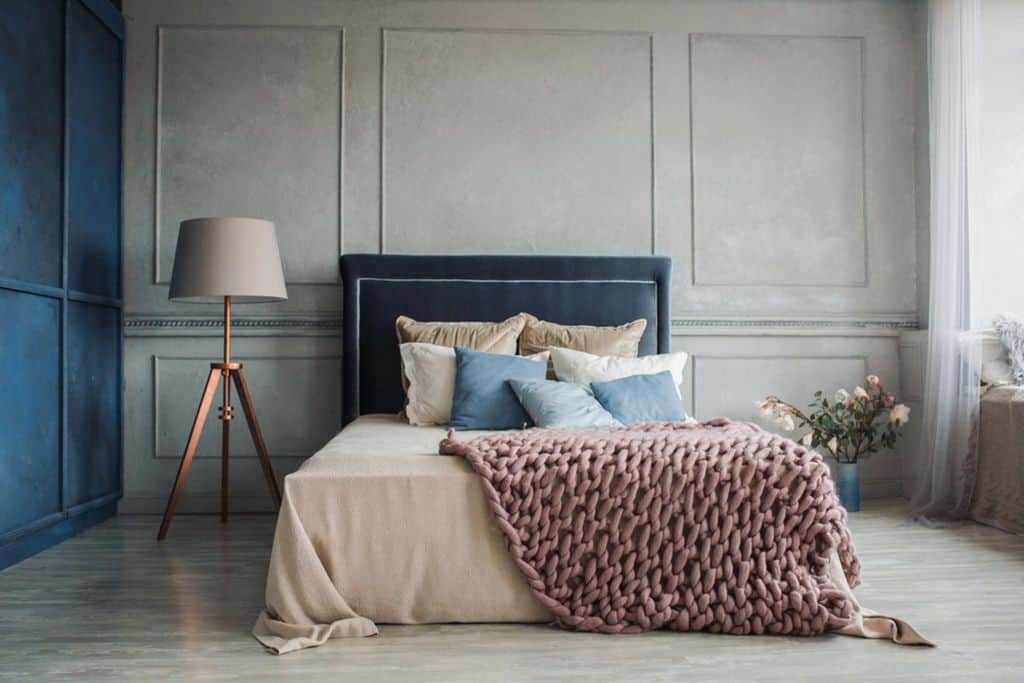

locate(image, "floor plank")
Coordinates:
0 501 1022 682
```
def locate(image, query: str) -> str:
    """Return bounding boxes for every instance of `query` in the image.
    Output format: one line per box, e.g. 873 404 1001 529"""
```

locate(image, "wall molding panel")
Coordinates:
380 27 655 256
689 33 868 288
125 314 917 337
152 354 342 460
153 24 345 286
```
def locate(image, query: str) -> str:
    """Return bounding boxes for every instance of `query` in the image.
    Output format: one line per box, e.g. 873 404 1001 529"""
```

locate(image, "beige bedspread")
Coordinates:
253 415 929 654
971 385 1024 534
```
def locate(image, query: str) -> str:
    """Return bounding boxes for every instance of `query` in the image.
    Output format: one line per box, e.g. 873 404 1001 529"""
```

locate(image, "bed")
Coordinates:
253 255 927 654
970 385 1024 534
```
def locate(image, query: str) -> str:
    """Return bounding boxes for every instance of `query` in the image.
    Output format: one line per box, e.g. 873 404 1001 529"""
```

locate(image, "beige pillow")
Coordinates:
518 313 647 357
395 313 529 391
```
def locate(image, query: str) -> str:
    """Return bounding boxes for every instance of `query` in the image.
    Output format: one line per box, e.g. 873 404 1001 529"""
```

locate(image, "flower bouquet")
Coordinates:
758 375 910 511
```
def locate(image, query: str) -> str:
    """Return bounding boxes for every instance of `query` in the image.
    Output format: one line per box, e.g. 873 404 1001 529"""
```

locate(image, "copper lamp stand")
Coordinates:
157 296 282 540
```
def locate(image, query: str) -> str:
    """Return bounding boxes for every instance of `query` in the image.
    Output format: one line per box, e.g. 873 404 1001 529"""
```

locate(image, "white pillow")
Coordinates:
979 329 1014 385
400 343 550 426
549 347 689 398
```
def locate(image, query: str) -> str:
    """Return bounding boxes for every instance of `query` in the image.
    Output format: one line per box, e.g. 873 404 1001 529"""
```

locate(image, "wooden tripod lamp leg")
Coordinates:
232 368 282 508
157 368 222 540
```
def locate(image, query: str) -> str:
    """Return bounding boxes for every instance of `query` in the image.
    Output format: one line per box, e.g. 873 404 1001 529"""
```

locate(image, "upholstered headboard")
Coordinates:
340 254 672 426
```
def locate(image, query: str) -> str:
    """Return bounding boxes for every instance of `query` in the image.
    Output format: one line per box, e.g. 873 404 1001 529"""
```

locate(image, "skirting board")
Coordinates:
119 494 279 515
0 501 118 571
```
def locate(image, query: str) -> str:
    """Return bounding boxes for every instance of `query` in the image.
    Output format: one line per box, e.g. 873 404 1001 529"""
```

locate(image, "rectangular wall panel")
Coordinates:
0 291 62 536
66 302 121 508
67 0 123 299
692 355 867 424
155 26 342 285
0 0 64 288
154 355 341 459
690 34 866 287
383 29 653 255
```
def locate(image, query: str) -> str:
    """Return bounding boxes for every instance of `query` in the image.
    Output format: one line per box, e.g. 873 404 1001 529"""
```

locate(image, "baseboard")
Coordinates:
0 501 118 571
118 494 278 515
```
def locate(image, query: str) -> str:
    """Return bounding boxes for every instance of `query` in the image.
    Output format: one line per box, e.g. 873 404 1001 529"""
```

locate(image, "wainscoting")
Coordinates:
122 0 926 512
0 0 124 567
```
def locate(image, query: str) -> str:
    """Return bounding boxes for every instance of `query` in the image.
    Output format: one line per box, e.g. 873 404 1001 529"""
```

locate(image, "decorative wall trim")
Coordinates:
125 316 342 337
126 317 342 329
125 314 918 337
152 354 342 459
153 24 345 286
688 33 869 288
689 353 869 419
671 315 919 335
379 27 655 255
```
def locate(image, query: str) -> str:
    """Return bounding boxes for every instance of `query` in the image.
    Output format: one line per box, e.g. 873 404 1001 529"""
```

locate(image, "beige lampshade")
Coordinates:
169 217 288 303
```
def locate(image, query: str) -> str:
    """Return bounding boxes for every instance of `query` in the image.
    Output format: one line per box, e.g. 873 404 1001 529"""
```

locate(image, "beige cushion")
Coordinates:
395 314 529 391
395 313 527 352
518 313 646 357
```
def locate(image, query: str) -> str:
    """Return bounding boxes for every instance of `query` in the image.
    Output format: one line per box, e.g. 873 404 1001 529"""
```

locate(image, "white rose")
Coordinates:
778 415 796 432
834 389 850 403
801 431 814 447
854 386 869 400
827 436 839 454
866 374 880 386
890 404 911 425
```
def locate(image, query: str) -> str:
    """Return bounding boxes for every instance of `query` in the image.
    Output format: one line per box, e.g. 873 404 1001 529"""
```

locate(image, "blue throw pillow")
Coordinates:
450 347 547 430
590 371 687 425
508 379 620 429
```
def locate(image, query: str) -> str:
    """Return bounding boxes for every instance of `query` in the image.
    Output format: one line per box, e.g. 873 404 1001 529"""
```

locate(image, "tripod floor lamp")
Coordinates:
158 217 287 540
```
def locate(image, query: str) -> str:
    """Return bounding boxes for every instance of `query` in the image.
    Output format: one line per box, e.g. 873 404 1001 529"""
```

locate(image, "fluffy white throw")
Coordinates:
993 314 1024 384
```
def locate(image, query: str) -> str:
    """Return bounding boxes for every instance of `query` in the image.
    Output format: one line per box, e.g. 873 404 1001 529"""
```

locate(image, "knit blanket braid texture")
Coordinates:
439 418 860 636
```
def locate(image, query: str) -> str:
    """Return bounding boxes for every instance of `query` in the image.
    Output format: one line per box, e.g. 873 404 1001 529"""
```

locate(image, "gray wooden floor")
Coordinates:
1 501 1022 682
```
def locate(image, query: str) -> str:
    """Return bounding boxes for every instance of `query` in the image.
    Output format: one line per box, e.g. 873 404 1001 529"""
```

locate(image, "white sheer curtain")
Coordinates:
910 0 982 520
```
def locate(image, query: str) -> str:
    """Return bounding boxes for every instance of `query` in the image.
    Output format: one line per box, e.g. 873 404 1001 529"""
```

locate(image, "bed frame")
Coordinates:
339 254 672 426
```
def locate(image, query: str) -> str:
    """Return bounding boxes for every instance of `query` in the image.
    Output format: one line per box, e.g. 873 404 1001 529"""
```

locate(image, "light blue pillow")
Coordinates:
450 347 547 430
508 379 620 429
590 371 687 425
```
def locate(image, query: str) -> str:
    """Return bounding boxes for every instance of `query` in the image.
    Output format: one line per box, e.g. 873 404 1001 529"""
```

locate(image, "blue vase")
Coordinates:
836 462 860 512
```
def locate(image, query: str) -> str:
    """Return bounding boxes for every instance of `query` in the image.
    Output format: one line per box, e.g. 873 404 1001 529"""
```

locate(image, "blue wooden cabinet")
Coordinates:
0 0 124 569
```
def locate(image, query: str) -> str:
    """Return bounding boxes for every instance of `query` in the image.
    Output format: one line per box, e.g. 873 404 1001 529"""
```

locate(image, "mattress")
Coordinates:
253 415 550 653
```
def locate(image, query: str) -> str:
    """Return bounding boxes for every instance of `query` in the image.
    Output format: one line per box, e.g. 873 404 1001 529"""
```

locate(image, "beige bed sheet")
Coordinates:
253 415 550 654
253 415 929 654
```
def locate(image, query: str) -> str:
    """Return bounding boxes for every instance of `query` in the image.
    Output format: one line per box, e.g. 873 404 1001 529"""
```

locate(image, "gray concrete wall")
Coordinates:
122 0 925 512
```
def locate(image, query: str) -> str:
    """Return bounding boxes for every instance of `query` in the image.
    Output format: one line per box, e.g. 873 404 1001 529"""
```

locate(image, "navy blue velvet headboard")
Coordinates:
340 254 672 426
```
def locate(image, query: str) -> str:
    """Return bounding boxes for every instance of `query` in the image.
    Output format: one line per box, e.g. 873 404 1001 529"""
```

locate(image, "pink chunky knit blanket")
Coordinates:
439 419 861 636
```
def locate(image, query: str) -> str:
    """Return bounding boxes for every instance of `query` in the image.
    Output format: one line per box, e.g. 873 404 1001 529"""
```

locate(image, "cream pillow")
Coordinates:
400 342 550 426
518 313 647 357
550 346 689 399
396 313 527 352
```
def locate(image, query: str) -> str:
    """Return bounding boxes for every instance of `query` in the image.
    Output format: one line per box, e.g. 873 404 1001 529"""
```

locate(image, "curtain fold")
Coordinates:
910 0 982 521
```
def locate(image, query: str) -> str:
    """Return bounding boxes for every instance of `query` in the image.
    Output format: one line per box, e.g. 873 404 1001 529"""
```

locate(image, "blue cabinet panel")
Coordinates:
0 0 123 569
0 290 62 537
66 0 122 299
66 302 120 507
0 0 65 288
